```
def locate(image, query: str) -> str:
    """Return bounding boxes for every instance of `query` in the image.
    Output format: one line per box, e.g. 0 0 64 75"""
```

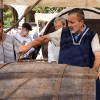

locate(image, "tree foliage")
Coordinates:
32 6 66 13
96 7 100 10
3 10 14 28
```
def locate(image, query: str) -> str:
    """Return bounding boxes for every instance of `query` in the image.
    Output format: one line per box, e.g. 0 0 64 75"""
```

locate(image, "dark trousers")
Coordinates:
96 77 100 100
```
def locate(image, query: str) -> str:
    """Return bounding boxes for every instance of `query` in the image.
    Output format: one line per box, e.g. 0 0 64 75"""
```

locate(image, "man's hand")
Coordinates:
17 35 51 55
95 71 99 80
51 61 57 63
92 68 99 80
92 51 100 80
17 45 30 55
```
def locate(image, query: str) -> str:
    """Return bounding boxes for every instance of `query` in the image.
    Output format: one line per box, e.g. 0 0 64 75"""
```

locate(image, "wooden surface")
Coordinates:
0 62 96 100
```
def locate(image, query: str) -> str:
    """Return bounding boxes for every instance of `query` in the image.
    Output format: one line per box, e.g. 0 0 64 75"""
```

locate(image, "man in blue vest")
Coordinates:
18 8 100 99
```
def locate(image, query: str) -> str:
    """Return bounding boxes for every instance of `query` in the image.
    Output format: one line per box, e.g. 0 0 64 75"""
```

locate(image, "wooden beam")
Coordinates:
3 0 100 7
0 0 3 23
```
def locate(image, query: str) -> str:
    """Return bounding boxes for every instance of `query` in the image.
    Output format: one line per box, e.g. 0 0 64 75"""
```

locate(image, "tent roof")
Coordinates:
35 13 57 24
3 0 100 7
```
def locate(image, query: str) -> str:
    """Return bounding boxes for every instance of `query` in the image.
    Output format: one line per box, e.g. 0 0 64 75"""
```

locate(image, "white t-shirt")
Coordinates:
0 46 4 63
48 41 60 63
14 33 35 58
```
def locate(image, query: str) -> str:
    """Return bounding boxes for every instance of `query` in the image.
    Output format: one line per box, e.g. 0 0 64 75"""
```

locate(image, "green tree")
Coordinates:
32 6 66 13
3 10 14 28
96 7 100 10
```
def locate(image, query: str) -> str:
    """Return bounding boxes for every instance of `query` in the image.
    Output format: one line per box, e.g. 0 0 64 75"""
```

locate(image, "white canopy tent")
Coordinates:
29 13 57 41
2 0 100 33
3 0 100 7
35 13 57 30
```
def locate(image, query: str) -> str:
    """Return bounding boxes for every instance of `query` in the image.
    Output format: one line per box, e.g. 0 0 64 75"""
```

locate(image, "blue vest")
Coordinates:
58 27 96 68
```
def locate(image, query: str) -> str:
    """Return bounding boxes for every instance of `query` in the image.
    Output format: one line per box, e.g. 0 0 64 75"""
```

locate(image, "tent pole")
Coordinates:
0 0 3 23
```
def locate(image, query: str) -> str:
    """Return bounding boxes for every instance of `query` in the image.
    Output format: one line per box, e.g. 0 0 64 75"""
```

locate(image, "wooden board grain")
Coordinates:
0 62 96 100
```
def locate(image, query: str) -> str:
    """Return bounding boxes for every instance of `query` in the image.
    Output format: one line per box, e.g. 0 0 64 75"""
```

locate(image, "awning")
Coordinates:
3 0 100 7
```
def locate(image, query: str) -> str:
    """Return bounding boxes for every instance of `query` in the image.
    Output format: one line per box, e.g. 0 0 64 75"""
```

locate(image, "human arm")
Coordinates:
18 34 51 55
18 28 62 55
92 51 100 79
93 51 100 71
92 34 100 79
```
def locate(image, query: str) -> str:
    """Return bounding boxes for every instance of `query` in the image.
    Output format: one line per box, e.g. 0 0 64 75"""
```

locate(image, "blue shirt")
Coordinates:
72 24 86 43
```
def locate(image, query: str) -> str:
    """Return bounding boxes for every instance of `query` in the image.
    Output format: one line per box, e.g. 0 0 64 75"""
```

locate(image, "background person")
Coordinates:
48 17 66 63
0 20 21 63
14 23 35 59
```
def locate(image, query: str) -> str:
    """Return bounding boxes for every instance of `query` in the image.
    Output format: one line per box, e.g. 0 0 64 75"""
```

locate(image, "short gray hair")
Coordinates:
68 8 85 21
54 17 66 26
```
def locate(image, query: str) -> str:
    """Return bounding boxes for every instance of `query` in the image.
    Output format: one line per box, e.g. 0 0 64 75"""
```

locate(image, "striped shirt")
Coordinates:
0 33 21 63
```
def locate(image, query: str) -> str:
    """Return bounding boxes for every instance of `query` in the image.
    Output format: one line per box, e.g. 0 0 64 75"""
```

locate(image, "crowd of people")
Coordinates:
0 8 100 100
0 21 46 61
18 8 100 100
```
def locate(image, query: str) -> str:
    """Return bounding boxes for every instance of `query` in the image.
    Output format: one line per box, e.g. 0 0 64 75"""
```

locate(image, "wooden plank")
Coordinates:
0 0 3 23
59 65 96 100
